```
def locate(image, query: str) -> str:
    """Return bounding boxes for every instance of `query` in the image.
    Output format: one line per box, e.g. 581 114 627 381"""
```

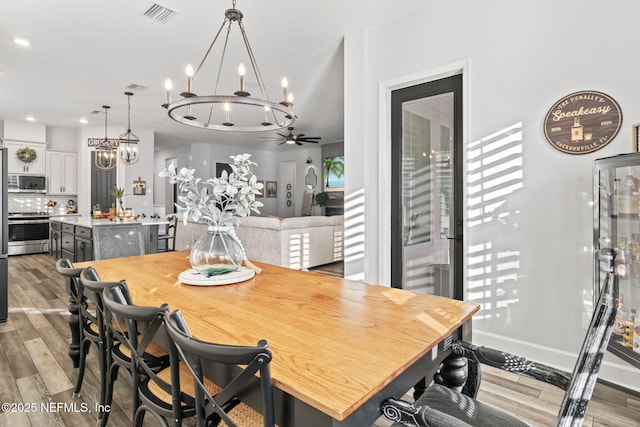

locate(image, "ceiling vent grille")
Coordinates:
142 2 177 24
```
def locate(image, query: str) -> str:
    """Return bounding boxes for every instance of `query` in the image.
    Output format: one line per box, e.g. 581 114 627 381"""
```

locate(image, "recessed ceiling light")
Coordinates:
13 37 31 47
79 118 88 124
25 115 35 122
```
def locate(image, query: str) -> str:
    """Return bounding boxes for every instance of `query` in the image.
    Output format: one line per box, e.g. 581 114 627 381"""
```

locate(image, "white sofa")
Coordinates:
175 215 344 270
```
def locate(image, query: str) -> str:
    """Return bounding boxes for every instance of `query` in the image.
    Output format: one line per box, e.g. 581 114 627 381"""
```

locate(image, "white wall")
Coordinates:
345 0 640 391
47 126 79 152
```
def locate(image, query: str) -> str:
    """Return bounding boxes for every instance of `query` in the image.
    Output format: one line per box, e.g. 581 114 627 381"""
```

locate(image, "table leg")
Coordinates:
412 377 427 400
434 352 468 392
66 279 80 368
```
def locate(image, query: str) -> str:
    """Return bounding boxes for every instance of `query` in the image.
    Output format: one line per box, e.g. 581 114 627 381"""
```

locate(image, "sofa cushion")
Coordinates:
237 216 283 231
280 216 336 230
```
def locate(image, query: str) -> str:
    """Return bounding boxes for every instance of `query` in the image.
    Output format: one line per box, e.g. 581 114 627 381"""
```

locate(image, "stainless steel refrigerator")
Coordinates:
1 148 7 322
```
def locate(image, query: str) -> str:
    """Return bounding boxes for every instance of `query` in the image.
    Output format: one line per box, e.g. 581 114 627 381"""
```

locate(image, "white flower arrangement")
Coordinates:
159 153 264 226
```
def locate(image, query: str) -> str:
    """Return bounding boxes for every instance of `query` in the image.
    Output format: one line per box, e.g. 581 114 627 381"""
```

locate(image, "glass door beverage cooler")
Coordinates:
594 153 640 369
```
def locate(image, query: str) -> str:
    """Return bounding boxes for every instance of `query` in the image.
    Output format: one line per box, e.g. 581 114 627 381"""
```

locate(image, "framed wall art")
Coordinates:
266 181 277 198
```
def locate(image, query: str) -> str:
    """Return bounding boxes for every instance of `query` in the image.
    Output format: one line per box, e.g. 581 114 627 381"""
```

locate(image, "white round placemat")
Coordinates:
178 267 255 286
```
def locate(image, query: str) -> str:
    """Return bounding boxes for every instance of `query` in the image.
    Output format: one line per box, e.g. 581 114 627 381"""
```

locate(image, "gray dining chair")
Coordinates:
92 222 145 260
381 250 619 427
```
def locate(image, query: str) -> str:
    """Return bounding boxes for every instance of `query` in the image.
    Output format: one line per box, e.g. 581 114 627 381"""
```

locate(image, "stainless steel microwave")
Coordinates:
7 175 47 193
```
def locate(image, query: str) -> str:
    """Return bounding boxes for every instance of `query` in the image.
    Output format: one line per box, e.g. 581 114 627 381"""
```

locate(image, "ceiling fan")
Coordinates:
264 127 321 145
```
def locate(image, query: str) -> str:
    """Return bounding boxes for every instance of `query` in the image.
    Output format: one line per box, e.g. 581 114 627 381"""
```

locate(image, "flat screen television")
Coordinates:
323 155 344 190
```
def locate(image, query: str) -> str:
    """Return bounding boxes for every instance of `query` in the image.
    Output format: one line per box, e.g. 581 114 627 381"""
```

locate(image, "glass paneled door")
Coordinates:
391 75 463 300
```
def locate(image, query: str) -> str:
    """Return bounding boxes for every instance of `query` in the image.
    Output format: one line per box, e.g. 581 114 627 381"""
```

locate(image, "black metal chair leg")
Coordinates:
73 339 91 397
96 342 108 422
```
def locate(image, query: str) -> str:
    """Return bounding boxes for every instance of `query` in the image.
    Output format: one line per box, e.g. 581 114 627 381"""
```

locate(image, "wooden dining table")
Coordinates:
74 251 479 426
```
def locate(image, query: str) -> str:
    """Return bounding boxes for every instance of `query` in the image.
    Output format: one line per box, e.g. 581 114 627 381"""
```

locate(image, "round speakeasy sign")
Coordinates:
543 90 622 154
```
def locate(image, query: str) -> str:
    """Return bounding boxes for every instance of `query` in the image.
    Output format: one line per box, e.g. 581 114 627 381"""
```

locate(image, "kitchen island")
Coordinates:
50 216 169 262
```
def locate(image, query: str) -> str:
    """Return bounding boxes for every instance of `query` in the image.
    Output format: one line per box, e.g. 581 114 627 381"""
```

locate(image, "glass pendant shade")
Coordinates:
95 105 118 170
119 92 140 165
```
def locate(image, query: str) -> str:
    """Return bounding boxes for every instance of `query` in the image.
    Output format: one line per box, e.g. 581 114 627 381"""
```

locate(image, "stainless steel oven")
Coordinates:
8 213 50 255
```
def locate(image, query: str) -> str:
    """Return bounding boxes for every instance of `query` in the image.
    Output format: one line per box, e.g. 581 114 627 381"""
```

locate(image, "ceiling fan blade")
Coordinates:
299 137 321 141
277 132 288 138
279 141 287 145
296 141 303 146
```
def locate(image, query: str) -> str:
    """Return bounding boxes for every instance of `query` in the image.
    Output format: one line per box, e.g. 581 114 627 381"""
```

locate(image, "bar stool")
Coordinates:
157 215 178 252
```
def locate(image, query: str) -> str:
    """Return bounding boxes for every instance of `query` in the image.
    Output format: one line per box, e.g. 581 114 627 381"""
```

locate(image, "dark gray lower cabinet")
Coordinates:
74 236 93 262
51 221 93 263
50 222 62 259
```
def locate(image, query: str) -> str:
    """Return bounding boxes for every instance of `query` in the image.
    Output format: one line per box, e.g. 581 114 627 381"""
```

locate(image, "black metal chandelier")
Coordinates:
118 92 140 165
162 0 295 132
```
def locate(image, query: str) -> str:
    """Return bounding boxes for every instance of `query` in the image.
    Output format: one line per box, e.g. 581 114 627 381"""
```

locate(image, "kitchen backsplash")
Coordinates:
9 193 78 215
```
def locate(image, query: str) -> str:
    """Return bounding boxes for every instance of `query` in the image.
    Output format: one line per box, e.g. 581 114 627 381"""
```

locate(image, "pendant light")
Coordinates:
118 91 140 165
95 105 117 170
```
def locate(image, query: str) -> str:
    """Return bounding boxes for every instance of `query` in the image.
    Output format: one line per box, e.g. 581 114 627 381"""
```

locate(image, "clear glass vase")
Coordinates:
189 225 244 276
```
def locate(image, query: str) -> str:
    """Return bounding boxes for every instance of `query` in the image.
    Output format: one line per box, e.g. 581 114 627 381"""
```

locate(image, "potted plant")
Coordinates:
111 186 125 216
315 192 329 207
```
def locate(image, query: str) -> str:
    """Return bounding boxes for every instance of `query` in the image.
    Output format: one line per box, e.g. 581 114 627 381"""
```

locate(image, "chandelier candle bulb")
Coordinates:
239 63 245 90
262 105 272 126
282 77 288 100
186 64 194 93
164 78 172 105
223 103 233 126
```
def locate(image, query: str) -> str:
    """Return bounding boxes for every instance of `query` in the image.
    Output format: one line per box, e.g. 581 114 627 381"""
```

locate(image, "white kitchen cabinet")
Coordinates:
3 140 47 174
47 150 77 195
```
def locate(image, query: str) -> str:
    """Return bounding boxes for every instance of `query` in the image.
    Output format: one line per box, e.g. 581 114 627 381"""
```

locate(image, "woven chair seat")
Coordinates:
222 401 274 427
115 340 168 360
147 361 222 404
146 362 273 427
87 322 100 335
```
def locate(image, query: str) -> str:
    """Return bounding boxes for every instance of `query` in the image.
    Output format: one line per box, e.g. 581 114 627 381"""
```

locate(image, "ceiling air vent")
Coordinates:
142 2 177 24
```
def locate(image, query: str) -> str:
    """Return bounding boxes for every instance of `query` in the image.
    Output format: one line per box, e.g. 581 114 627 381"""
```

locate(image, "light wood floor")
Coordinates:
1 254 639 426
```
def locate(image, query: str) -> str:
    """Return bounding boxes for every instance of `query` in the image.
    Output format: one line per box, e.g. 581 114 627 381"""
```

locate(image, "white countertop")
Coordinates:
50 215 169 228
